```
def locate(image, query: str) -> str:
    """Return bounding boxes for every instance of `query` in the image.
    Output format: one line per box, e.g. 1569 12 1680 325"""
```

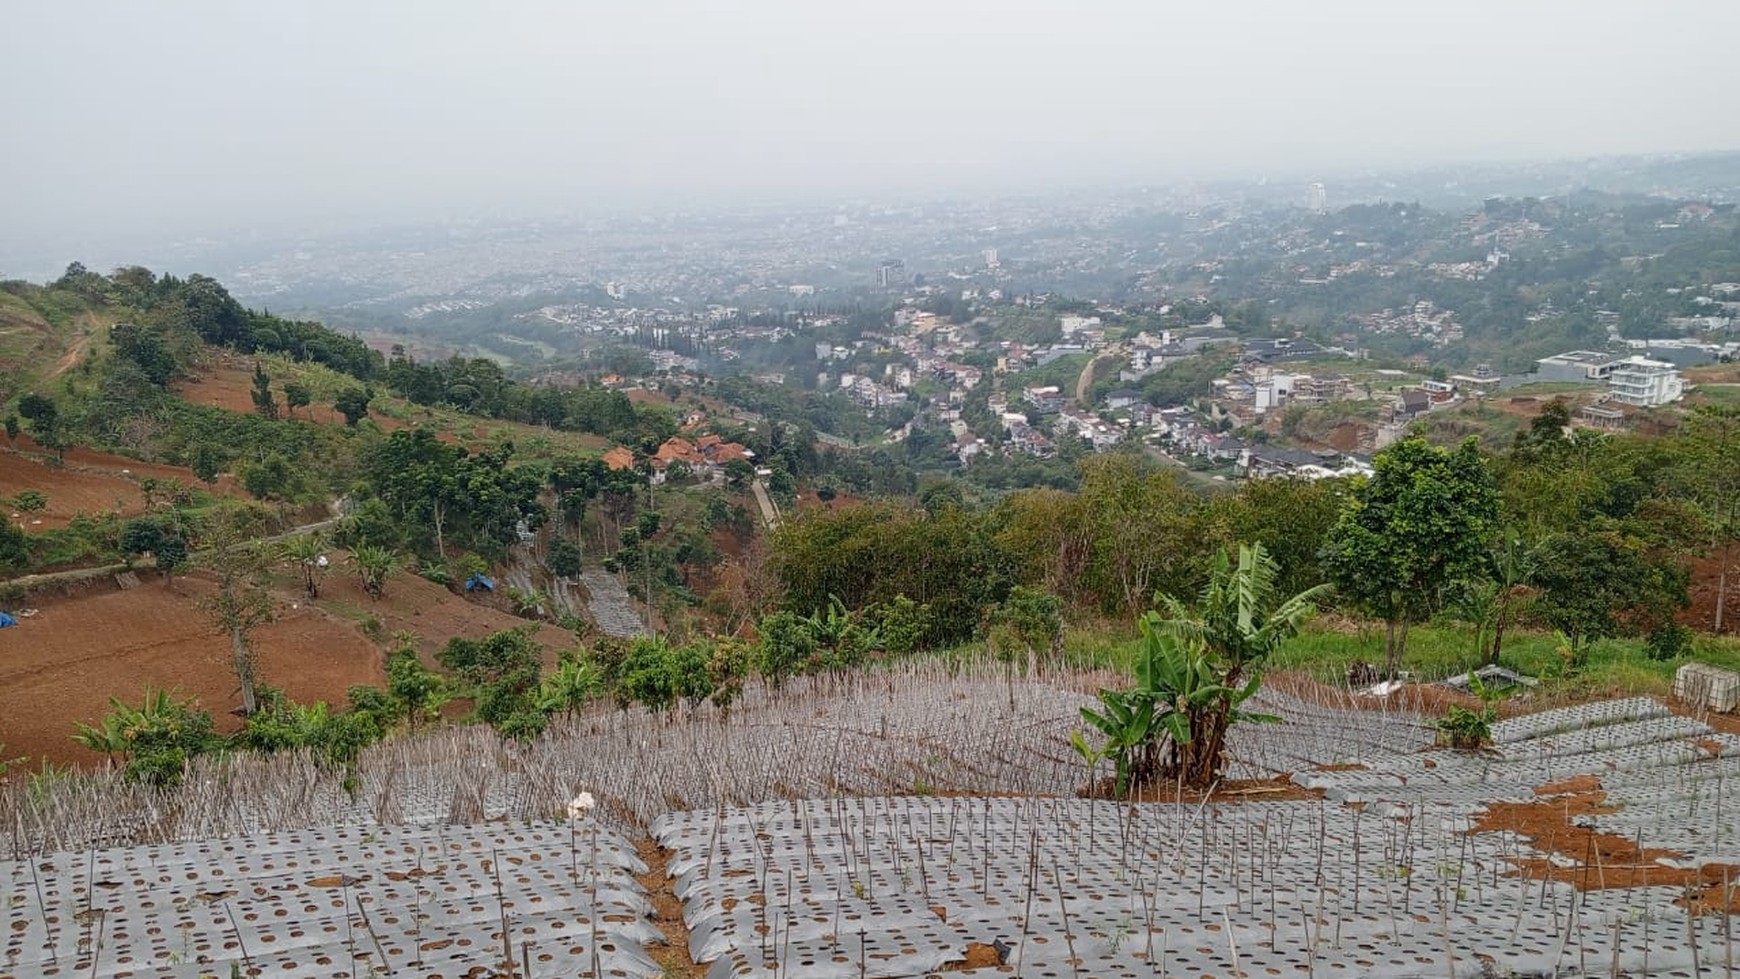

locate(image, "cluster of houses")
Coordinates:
601 431 755 484
1155 412 1374 481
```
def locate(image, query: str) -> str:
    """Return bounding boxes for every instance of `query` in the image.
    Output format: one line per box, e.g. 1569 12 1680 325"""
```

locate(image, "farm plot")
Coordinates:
0 821 661 979
0 451 147 529
0 577 384 767
656 694 1740 979
6 663 1740 978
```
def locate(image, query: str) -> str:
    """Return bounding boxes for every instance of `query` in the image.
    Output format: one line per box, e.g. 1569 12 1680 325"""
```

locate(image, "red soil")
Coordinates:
0 440 241 529
1323 422 1367 452
1682 549 1740 633
0 450 145 529
0 574 383 768
175 365 372 428
1469 779 1740 912
624 388 676 406
0 556 571 770
313 565 573 664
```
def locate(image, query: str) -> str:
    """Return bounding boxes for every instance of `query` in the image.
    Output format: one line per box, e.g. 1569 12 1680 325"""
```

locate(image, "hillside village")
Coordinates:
756 292 1731 487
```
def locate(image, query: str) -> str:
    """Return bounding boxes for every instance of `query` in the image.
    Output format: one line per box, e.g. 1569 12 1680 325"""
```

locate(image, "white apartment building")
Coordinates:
1606 356 1685 407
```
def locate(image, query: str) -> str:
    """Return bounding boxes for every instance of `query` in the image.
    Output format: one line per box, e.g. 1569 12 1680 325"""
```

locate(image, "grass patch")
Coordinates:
1063 616 1740 703
1689 384 1740 408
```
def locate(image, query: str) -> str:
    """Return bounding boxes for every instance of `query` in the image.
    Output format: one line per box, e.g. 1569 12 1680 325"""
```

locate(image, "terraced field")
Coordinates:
5 664 1740 978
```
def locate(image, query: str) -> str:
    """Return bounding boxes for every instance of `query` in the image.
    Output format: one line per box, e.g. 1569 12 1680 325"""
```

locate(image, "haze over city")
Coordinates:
5 0 1740 251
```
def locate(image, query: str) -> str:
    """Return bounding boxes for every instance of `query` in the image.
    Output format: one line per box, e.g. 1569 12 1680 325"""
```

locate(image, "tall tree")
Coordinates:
190 441 223 486
196 505 277 714
16 393 66 462
250 362 278 420
1323 436 1498 677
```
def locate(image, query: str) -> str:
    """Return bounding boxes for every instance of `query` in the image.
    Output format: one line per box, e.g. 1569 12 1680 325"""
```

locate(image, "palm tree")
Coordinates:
282 532 329 600
349 544 401 600
1147 541 1329 787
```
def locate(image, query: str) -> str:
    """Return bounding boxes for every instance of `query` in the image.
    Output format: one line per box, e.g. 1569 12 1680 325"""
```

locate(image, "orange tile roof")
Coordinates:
602 446 635 471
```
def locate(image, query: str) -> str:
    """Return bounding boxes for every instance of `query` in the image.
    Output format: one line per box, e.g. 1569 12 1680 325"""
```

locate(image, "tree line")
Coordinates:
764 401 1737 675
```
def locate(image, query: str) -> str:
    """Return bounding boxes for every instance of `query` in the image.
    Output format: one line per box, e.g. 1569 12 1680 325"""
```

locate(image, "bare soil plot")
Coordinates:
0 574 383 767
0 439 243 529
314 564 570 655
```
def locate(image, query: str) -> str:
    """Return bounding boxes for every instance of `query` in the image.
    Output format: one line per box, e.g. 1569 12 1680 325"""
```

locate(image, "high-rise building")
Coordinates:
878 259 905 288
983 248 1000 269
1306 183 1327 214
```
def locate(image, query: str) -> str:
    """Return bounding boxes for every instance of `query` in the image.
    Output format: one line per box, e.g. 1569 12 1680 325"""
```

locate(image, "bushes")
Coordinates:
437 628 543 738
242 690 382 767
616 636 715 712
71 688 225 787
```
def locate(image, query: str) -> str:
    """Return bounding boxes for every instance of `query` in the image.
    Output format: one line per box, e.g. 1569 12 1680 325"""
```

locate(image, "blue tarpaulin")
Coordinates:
464 573 495 592
0 612 15 628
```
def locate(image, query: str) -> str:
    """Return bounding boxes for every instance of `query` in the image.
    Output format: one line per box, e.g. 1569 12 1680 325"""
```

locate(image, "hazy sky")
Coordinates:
5 0 1739 247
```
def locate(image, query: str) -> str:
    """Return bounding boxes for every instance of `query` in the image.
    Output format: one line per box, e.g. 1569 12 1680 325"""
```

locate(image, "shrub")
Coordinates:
1435 673 1499 750
1436 703 1496 750
1645 622 1693 662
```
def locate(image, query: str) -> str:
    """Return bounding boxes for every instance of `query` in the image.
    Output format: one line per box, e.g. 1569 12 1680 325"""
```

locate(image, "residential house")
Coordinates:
1104 388 1144 410
1606 357 1684 407
1394 390 1432 420
1578 403 1627 430
1007 423 1055 459
1022 385 1065 414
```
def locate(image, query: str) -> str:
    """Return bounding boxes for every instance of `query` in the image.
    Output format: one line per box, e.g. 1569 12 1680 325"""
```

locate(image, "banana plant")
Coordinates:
1078 688 1157 798
1080 613 1282 798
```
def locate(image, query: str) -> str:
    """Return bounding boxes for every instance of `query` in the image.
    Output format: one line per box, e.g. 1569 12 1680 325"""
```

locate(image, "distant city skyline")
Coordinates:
4 0 1740 256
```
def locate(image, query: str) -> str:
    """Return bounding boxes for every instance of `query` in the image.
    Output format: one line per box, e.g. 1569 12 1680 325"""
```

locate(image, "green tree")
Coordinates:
239 451 297 501
437 627 543 735
190 441 223 486
616 636 713 712
282 381 312 418
334 387 371 426
71 688 222 786
13 490 47 514
1323 437 1497 676
3 414 17 444
349 544 401 599
536 653 601 719
1530 530 1687 666
121 517 190 582
386 647 449 729
0 519 27 571
546 534 583 579
197 506 277 715
986 586 1064 664
755 610 816 687
1145 542 1329 786
110 322 179 385
16 393 66 462
250 362 278 420
870 595 931 655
